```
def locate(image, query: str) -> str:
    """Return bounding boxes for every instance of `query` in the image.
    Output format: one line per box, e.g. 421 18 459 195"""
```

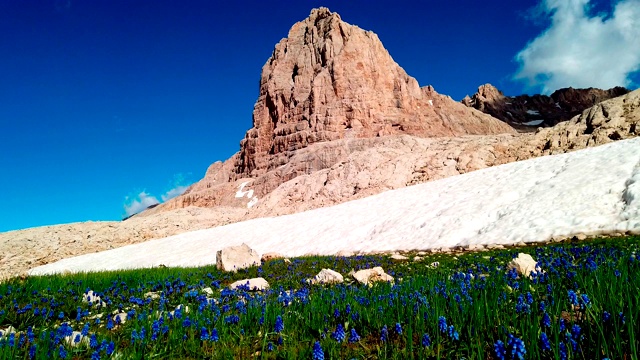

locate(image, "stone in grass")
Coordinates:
572 233 588 241
229 277 270 291
112 312 128 325
308 269 344 285
82 290 106 307
486 244 505 250
351 267 394 286
336 250 355 257
144 291 161 300
413 256 423 262
201 287 214 296
261 252 285 263
507 253 539 278
64 331 90 347
216 243 261 272
390 254 409 261
465 244 485 251
0 326 16 338
168 305 190 317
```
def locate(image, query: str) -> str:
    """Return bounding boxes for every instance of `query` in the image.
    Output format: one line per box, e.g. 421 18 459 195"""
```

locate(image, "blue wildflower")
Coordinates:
421 333 431 347
81 323 90 336
276 336 283 346
603 311 611 322
348 328 361 343
542 312 551 328
182 317 192 328
210 328 219 342
58 345 68 359
526 292 534 305
89 334 98 348
266 342 274 352
29 345 36 359
200 327 209 341
571 324 581 339
580 294 590 307
331 324 345 342
567 290 578 306
448 325 459 341
380 325 389 342
224 315 240 324
438 316 447 333
540 332 551 351
559 341 568 360
312 341 324 360
274 315 284 333
516 294 530 314
507 334 526 360
494 340 506 360
106 341 115 355
395 322 402 335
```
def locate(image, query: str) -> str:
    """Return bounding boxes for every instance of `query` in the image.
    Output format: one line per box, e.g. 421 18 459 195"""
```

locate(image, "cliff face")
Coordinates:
462 84 629 128
233 8 513 179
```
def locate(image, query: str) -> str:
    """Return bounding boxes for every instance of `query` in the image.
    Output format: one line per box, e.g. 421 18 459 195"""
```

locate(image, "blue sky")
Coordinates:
1 0 639 232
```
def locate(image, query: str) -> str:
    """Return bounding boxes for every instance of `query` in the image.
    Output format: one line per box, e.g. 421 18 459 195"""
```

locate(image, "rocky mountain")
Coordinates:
4 88 637 281
142 7 514 215
1 7 639 281
462 84 629 128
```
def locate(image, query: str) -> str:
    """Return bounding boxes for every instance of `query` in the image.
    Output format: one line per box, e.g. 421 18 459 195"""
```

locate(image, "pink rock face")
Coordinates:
233 7 513 179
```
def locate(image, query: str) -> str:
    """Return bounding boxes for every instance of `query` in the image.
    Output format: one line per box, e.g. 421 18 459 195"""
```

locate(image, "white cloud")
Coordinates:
124 191 160 217
123 174 192 218
514 0 640 94
161 185 189 202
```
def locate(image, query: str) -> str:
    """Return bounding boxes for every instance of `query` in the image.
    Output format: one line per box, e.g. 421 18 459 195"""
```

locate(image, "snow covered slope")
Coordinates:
29 138 640 275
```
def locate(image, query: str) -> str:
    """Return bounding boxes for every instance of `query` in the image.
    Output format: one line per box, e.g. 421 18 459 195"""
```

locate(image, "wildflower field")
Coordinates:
1 236 638 359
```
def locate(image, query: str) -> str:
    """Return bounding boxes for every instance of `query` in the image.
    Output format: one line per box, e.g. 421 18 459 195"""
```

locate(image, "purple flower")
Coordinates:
421 333 431 347
348 328 361 343
438 316 447 333
312 341 324 360
274 315 284 333
540 332 550 351
380 325 389 342
331 324 345 342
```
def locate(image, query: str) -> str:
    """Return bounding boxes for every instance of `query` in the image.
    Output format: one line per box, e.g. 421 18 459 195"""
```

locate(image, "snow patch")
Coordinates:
235 181 259 208
524 120 544 126
526 109 540 115
28 138 640 275
428 100 433 106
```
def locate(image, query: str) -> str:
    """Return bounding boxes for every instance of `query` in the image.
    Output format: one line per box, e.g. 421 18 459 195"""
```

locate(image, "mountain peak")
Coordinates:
233 9 513 178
